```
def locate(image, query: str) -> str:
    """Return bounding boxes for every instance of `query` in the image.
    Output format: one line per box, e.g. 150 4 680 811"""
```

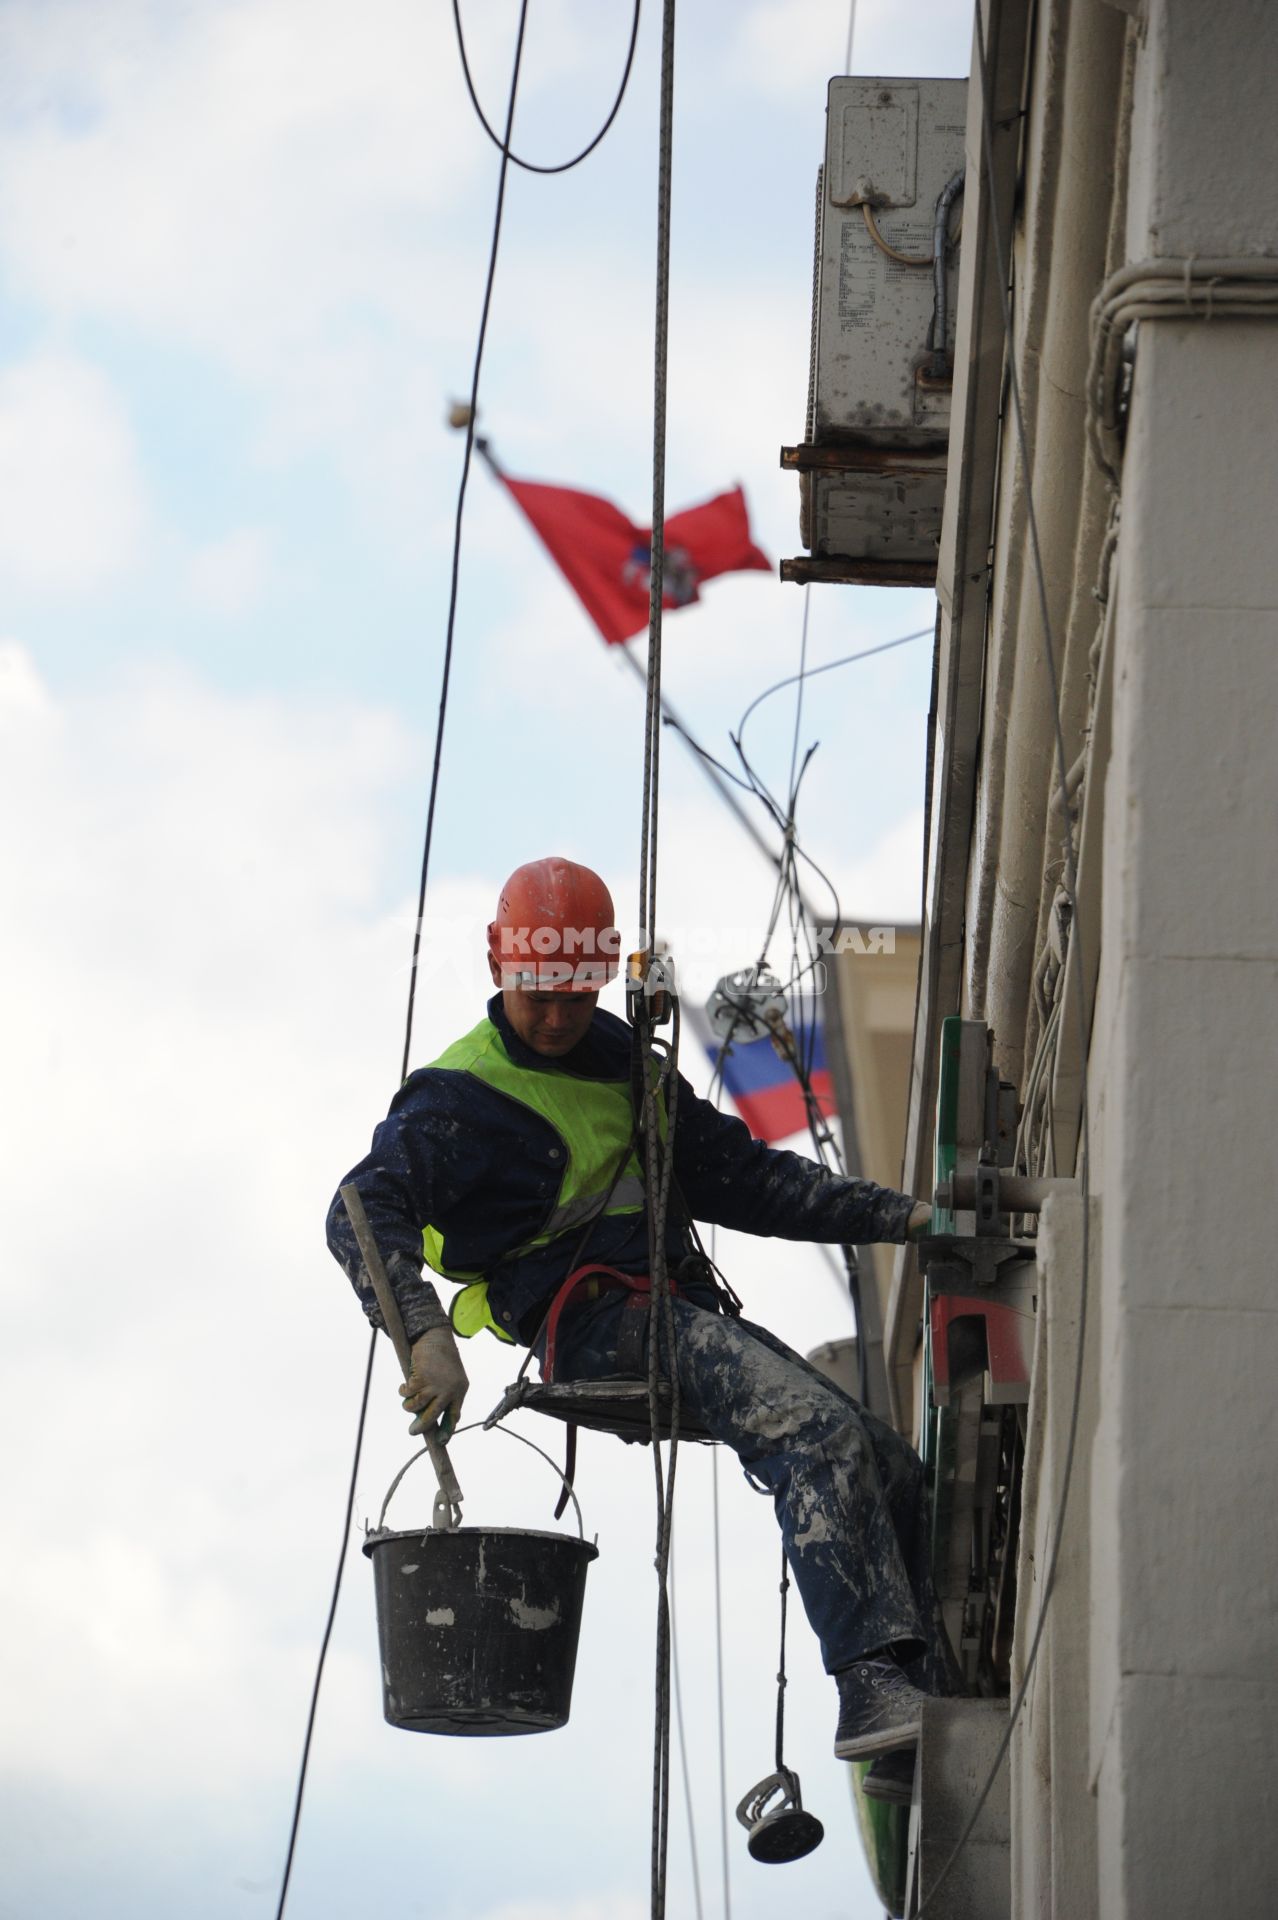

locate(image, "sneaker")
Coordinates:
861 1746 917 1806
833 1654 929 1760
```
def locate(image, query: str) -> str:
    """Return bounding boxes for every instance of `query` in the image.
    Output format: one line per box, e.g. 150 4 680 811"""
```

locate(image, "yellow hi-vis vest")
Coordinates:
420 1016 653 1344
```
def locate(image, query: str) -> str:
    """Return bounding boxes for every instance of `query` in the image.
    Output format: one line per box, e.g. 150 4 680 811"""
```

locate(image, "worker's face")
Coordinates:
489 957 600 1056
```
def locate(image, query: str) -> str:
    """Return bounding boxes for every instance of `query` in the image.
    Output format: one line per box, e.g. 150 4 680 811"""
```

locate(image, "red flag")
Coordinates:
499 474 771 645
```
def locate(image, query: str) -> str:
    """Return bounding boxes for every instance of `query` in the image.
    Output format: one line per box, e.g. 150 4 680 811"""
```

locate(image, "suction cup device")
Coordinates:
706 967 787 1045
735 1767 824 1864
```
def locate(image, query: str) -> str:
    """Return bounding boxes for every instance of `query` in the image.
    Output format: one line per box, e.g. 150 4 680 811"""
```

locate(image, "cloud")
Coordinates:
456 1900 647 1920
0 642 426 1798
0 0 471 354
0 352 150 592
187 526 274 615
0 0 607 535
0 645 893 1919
729 0 973 96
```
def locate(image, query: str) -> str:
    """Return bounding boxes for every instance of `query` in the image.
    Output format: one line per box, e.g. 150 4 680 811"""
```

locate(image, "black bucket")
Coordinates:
363 1434 598 1735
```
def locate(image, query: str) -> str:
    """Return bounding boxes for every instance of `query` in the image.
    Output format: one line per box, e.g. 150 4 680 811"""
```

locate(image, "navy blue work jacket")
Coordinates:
326 995 914 1343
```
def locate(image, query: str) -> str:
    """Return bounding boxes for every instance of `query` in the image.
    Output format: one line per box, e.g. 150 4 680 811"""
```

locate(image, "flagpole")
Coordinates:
611 641 799 887
461 421 820 917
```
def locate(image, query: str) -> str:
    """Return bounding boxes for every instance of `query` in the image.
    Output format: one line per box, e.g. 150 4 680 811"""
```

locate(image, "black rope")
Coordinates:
773 1547 791 1773
452 0 641 176
667 1531 705 1920
400 0 531 1085
273 1334 375 1920
637 0 675 954
273 11 532 1914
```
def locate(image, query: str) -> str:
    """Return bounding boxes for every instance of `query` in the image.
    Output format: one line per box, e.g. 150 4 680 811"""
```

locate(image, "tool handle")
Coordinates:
339 1182 464 1519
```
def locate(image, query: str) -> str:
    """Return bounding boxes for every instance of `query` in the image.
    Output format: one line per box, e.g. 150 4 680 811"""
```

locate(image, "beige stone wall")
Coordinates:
898 0 1278 1908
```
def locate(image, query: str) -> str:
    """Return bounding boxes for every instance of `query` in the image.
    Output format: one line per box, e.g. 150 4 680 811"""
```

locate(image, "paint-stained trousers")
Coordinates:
552 1292 951 1680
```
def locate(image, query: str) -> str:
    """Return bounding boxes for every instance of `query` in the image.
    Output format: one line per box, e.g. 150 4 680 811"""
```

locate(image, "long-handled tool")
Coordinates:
340 1182 463 1530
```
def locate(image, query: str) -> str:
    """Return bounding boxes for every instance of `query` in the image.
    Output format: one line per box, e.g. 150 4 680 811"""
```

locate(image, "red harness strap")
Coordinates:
540 1262 682 1382
538 1263 687 1522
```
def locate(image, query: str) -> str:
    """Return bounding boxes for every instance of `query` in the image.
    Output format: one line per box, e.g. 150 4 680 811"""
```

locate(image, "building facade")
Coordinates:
822 0 1278 1909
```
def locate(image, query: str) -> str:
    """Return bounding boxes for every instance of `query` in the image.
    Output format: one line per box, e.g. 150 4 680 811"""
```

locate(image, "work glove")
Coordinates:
906 1200 933 1242
400 1325 469 1442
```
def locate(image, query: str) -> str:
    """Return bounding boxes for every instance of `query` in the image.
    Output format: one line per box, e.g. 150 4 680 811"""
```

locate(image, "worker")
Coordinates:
327 857 955 1805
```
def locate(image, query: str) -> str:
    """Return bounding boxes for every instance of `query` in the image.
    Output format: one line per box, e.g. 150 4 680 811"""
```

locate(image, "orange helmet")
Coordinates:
487 857 620 992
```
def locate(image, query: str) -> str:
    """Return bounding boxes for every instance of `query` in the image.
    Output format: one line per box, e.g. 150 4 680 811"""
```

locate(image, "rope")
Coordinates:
452 0 641 176
773 1548 790 1773
710 1447 732 1919
668 1530 705 1920
400 0 531 1085
273 10 532 1913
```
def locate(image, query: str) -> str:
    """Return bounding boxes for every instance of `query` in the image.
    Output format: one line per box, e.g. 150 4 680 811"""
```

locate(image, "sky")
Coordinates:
0 3 973 1917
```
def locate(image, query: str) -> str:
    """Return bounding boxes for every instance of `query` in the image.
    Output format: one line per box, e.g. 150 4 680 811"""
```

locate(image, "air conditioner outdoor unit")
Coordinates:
782 76 968 588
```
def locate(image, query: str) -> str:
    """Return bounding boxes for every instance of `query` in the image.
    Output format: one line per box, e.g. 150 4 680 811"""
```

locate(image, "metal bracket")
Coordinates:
626 947 676 1026
934 1166 1067 1219
917 1232 1037 1299
483 1378 531 1429
780 554 938 588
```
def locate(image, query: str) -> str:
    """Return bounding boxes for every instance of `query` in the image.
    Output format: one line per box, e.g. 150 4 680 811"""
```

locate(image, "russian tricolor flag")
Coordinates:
688 1006 837 1145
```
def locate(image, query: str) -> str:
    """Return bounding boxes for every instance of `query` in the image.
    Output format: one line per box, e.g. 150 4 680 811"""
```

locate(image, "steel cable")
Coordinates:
634 4 679 1915
273 11 532 1914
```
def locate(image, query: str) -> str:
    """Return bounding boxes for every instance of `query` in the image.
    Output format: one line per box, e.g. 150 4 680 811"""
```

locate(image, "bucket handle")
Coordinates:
340 1182 464 1528
376 1419 588 1542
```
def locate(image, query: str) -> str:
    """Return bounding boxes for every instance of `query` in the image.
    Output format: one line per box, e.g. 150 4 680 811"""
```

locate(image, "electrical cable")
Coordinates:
401 5 531 1086
710 623 873 1392
272 12 532 1915
637 0 675 956
734 625 932 763
1088 255 1278 483
272 1337 375 1920
452 0 641 176
914 3 1094 1906
786 585 813 823
769 596 873 1398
